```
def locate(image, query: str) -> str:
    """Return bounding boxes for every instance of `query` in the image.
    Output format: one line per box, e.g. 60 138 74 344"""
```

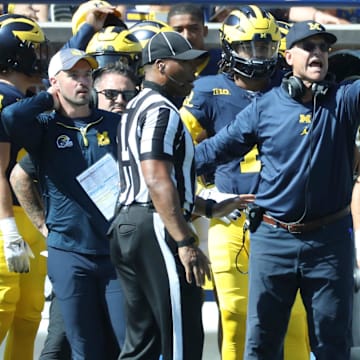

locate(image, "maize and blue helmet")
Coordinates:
86 26 142 76
220 5 280 78
72 0 126 35
277 20 292 58
128 19 173 48
276 20 292 71
0 14 48 76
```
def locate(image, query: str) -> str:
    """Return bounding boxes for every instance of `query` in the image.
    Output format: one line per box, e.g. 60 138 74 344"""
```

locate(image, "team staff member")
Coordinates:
0 14 49 360
195 21 357 359
2 48 126 360
0 6 120 360
108 31 255 360
180 6 309 360
9 61 139 360
92 62 138 113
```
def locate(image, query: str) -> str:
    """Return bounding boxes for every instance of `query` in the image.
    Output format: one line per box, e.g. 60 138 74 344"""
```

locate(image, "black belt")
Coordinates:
116 202 155 213
116 202 192 221
262 206 350 234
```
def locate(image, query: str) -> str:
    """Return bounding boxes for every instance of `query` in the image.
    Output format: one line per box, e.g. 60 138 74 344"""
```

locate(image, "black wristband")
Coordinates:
205 199 216 219
176 236 196 248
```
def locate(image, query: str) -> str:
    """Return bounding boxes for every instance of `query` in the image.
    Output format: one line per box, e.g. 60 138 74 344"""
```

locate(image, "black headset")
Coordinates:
90 67 105 109
90 88 98 109
282 72 335 100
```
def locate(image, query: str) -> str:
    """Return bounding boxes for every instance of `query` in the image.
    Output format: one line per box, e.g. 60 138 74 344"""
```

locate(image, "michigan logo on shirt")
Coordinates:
299 114 311 124
97 131 110 146
299 114 311 136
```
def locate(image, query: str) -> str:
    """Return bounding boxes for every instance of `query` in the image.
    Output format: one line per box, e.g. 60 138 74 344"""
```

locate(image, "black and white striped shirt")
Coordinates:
117 85 196 216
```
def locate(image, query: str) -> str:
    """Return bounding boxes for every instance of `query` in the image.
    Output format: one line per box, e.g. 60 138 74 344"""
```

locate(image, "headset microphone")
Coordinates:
160 64 185 87
165 73 185 87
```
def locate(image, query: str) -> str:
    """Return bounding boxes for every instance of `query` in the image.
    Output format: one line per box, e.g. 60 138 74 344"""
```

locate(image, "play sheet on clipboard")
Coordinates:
76 153 120 220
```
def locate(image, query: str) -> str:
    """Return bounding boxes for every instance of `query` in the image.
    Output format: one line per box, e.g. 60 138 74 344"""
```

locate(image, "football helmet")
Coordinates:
277 20 292 71
220 5 280 78
128 19 173 48
86 27 142 74
0 14 48 76
72 0 126 35
277 20 291 58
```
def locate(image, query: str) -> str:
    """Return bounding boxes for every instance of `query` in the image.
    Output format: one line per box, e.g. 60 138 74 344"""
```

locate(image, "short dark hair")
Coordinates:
93 61 138 87
167 3 204 24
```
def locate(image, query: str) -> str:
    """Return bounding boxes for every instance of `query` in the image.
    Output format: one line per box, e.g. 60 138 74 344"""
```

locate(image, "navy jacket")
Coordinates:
195 80 360 222
2 91 121 254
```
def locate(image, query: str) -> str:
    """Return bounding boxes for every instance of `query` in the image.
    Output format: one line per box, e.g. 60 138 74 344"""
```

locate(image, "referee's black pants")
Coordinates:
108 205 204 360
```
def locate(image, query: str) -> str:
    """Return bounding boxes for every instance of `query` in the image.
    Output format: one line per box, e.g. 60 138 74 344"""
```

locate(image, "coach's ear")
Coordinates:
48 75 59 89
284 49 293 67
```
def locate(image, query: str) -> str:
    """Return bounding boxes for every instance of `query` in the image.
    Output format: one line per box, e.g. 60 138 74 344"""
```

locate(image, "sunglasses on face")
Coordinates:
298 40 330 53
96 89 138 102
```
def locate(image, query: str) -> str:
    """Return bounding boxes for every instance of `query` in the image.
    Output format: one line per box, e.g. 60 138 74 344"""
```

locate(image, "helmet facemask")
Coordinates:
90 52 141 75
222 36 279 78
30 41 49 77
219 6 281 79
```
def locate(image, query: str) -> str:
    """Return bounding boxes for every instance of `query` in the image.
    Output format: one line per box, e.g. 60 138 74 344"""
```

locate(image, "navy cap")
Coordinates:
142 31 208 66
286 21 337 50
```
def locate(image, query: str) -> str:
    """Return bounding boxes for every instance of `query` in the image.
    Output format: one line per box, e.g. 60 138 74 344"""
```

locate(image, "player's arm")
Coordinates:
0 142 14 219
180 89 209 144
180 89 216 186
0 142 34 273
9 160 47 238
65 5 119 50
180 106 208 144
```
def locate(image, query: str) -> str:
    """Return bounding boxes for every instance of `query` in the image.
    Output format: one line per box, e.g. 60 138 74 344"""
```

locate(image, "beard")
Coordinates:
63 92 90 107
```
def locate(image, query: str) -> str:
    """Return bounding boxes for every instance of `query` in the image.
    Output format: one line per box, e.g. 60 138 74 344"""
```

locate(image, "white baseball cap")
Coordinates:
48 48 98 78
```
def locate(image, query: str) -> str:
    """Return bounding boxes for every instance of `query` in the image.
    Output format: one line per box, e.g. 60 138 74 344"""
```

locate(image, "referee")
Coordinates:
108 31 254 360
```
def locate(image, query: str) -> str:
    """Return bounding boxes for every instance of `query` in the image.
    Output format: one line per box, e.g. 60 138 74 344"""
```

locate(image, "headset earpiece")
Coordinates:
282 74 306 99
282 73 330 99
90 88 98 109
91 68 103 109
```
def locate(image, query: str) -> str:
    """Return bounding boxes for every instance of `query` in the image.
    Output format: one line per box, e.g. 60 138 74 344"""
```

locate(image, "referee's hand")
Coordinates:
178 246 211 287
